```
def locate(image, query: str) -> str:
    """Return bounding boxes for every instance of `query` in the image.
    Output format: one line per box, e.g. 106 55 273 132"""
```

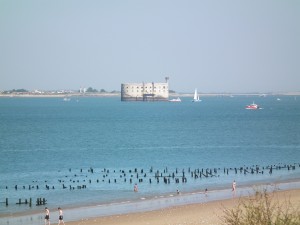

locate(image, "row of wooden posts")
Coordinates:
1 198 47 207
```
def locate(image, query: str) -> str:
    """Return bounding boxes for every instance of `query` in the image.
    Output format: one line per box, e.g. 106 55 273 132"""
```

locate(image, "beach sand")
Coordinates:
65 189 300 225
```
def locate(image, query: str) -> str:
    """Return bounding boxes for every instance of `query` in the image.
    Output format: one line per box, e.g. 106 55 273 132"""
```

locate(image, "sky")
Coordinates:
0 0 299 93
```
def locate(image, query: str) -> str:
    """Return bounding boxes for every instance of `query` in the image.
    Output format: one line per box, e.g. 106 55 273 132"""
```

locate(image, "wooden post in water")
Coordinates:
36 198 41 205
6 198 8 206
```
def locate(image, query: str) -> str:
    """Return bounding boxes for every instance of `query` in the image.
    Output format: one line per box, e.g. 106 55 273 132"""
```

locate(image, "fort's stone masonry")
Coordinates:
121 80 169 101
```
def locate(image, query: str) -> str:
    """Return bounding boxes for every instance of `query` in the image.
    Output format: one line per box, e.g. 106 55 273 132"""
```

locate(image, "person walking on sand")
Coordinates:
45 207 50 225
58 207 65 225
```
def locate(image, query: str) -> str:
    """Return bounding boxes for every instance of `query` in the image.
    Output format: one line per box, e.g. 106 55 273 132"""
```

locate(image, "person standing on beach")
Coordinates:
232 180 236 196
45 207 50 225
58 207 65 225
232 180 236 191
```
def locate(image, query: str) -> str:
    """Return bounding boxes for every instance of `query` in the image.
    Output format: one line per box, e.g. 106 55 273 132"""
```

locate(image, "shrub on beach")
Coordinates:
221 189 300 225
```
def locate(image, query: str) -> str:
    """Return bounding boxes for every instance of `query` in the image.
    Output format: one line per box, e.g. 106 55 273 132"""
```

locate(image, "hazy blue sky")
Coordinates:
1 0 299 93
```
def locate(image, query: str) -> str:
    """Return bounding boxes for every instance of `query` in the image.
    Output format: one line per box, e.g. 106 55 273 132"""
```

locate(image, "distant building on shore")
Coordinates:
121 77 169 101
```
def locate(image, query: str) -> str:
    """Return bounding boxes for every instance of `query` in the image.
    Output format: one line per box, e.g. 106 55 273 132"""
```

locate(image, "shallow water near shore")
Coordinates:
2 181 300 225
0 96 299 224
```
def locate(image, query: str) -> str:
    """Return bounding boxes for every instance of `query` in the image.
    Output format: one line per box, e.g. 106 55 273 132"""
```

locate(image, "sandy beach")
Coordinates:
64 188 300 225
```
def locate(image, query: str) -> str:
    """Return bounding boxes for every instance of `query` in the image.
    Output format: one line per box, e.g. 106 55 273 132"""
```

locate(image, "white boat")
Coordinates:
192 89 201 102
169 97 181 102
63 97 71 101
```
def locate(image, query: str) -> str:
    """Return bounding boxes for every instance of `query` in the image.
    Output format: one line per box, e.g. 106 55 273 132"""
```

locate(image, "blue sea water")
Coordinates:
0 96 300 223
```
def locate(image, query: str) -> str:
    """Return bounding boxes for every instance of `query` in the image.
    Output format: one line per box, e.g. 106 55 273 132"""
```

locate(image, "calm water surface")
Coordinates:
0 96 299 221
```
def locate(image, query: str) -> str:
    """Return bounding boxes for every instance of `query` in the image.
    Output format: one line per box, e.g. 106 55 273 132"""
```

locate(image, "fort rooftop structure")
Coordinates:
121 77 169 101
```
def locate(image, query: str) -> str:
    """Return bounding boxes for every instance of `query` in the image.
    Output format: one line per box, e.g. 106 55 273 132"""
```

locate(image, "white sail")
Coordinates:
192 89 201 102
193 89 197 100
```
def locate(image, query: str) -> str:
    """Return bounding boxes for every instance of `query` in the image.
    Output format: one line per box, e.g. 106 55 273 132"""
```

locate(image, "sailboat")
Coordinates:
192 89 201 102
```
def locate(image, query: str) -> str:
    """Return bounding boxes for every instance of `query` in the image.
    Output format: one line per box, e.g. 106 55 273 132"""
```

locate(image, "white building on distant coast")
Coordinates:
79 87 87 93
121 77 169 101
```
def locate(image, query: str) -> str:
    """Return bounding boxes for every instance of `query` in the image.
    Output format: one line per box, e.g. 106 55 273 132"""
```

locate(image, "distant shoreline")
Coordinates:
1 91 300 98
0 93 120 98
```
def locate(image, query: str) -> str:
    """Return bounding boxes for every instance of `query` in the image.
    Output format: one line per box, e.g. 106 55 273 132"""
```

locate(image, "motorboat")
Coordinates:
245 102 260 110
169 97 181 102
63 97 71 102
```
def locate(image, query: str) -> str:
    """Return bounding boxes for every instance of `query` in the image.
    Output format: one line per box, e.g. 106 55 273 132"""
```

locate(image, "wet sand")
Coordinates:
65 188 300 225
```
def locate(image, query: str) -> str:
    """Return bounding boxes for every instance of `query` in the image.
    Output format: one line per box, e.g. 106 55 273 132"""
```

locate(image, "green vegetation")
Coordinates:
3 89 28 93
86 87 98 93
222 190 300 225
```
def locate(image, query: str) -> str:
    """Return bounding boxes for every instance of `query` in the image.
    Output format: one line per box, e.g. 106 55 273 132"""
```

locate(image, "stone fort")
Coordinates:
121 77 169 101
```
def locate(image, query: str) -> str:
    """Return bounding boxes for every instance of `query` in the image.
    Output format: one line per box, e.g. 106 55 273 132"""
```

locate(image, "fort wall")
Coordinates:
121 82 169 101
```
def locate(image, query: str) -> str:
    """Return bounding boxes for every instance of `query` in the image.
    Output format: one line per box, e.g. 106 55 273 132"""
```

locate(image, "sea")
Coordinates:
0 95 300 225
